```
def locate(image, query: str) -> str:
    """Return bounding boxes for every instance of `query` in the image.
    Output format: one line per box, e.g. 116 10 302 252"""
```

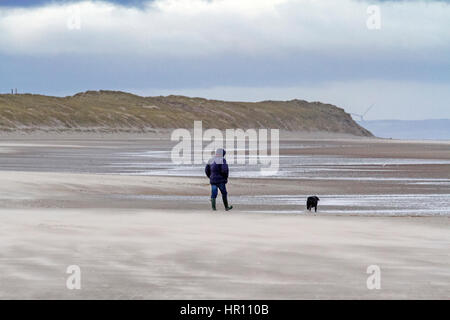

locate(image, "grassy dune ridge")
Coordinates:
0 90 372 136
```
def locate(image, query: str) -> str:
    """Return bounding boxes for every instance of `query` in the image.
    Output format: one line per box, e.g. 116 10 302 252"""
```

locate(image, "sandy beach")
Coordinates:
0 132 449 299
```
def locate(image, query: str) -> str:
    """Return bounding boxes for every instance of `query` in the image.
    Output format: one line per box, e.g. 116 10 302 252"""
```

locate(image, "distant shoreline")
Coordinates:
1 130 449 144
0 129 376 141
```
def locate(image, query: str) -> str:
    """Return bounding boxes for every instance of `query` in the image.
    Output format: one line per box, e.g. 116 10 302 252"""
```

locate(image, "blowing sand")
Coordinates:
1 208 449 299
0 133 448 299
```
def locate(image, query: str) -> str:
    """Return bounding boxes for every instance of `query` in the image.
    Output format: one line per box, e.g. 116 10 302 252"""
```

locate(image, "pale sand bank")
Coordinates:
1 208 449 299
0 169 448 299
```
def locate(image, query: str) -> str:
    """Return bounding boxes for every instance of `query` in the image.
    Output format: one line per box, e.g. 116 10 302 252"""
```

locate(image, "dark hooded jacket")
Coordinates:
205 148 229 185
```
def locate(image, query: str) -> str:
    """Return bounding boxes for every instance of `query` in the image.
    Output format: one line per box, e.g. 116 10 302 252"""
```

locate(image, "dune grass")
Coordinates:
0 90 372 136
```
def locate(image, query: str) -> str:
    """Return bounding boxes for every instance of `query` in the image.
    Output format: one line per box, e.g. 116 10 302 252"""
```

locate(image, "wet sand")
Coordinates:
0 132 449 299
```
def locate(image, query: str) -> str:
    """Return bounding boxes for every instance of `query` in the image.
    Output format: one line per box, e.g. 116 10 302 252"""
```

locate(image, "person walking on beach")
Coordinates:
205 148 233 211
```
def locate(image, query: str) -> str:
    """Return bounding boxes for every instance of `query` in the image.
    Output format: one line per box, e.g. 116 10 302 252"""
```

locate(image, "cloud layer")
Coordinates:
1 0 449 57
0 0 449 119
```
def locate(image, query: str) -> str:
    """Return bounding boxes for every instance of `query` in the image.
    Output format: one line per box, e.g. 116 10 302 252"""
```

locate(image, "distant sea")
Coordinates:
358 119 450 140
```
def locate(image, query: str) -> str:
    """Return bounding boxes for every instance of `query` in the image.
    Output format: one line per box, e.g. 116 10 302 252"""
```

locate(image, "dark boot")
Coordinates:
222 195 233 211
211 198 217 211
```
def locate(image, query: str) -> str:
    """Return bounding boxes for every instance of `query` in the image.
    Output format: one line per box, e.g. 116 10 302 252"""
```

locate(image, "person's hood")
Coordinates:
215 148 226 157
211 148 226 164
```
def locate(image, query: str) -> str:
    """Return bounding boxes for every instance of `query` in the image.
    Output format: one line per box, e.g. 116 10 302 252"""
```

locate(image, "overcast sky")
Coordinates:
0 0 449 120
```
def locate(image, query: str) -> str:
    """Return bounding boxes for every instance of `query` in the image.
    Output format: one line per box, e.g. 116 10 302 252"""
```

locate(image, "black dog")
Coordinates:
306 196 320 212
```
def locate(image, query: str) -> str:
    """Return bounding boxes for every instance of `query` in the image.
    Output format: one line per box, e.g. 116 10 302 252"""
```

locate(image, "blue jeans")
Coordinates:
211 183 227 199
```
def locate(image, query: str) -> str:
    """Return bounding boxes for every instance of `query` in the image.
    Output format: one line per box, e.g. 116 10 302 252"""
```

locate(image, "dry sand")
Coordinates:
1 208 449 299
0 133 449 299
